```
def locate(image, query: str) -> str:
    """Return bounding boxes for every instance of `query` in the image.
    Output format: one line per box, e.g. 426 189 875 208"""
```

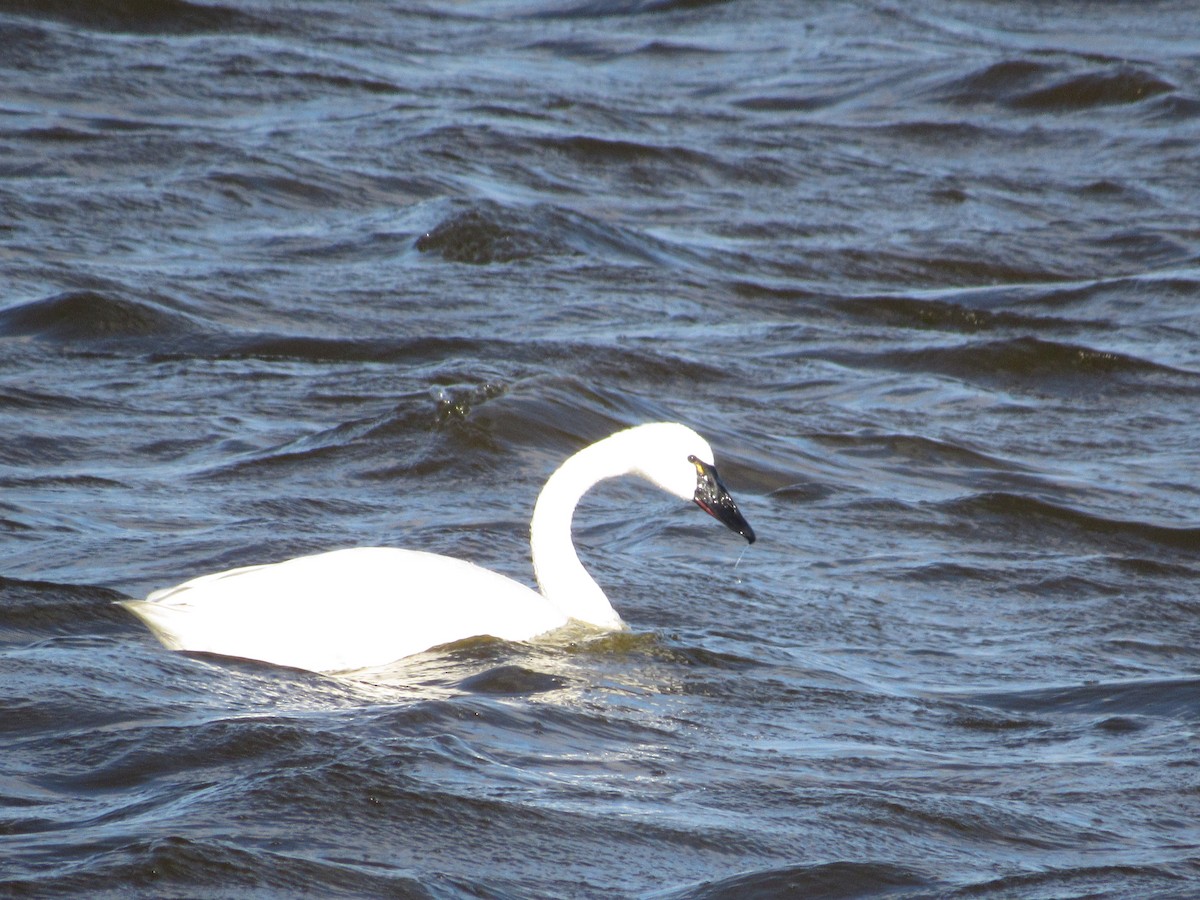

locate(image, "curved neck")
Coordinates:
529 439 629 630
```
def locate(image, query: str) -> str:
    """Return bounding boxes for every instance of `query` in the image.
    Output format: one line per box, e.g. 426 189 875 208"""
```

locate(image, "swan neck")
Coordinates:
529 441 625 630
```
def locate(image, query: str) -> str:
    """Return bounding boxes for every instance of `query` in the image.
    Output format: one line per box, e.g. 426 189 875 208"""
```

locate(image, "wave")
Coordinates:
800 268 1200 324
941 59 1175 111
197 403 434 482
411 195 728 269
0 385 87 412
535 0 735 20
155 327 729 407
939 491 1200 553
940 59 1053 105
0 0 263 34
202 333 483 365
810 432 1031 482
830 247 1073 288
0 576 129 645
415 202 576 265
957 863 1191 898
658 860 937 899
829 293 1075 334
455 663 568 696
1013 269 1200 313
192 369 713 485
523 35 726 64
532 132 790 187
0 835 440 897
822 336 1200 394
967 676 1200 722
1011 69 1175 112
0 291 197 343
205 170 348 213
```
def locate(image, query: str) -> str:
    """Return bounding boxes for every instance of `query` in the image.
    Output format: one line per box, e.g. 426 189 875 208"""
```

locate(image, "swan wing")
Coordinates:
121 547 568 672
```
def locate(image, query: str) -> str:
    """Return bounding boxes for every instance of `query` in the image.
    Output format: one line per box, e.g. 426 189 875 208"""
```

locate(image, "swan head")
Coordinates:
623 422 757 544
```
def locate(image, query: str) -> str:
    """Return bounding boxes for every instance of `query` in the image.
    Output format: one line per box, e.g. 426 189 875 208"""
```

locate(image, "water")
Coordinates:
2 1 1199 896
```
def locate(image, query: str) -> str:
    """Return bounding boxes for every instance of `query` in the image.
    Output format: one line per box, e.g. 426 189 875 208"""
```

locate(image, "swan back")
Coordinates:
123 547 567 672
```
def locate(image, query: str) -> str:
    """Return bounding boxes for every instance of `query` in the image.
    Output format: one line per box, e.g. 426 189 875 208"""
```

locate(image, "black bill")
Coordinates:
689 455 756 544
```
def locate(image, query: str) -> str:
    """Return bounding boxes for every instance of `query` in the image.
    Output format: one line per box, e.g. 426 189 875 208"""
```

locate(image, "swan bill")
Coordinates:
689 456 756 544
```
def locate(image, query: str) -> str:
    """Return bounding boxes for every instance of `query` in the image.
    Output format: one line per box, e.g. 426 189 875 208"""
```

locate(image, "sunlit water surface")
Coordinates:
2 1 1199 896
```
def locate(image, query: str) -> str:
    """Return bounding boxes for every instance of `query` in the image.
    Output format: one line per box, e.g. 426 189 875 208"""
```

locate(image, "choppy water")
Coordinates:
3 1 1200 896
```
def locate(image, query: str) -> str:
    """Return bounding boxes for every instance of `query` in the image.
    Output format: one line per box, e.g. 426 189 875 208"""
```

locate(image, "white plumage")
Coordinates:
121 422 755 672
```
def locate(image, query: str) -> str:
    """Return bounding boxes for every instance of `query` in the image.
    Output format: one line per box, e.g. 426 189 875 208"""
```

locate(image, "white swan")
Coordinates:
120 422 755 673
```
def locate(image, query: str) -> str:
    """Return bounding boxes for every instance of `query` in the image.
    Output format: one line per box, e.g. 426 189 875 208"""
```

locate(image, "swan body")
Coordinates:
120 422 755 672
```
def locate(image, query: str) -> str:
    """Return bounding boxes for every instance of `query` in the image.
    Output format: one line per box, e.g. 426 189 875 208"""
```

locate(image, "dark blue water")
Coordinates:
3 1 1199 896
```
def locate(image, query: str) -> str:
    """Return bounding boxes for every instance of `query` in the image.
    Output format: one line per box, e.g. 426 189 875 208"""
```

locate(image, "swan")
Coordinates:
119 422 755 673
